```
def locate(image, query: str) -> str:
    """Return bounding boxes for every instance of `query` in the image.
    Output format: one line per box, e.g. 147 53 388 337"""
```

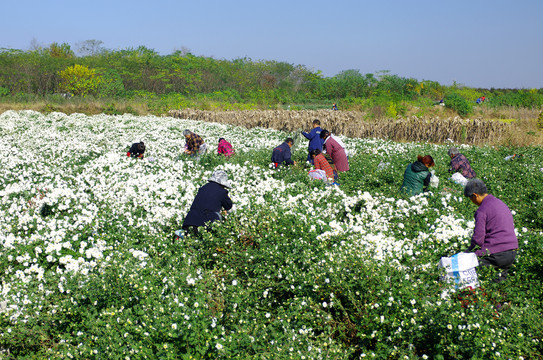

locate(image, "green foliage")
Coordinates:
1 113 543 358
0 86 9 96
58 64 102 97
452 87 482 103
488 89 543 109
97 69 125 98
1 45 542 114
48 42 74 58
444 93 473 117
537 110 543 131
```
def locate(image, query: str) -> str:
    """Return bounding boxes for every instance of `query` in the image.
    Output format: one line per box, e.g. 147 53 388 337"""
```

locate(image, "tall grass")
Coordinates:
169 109 543 146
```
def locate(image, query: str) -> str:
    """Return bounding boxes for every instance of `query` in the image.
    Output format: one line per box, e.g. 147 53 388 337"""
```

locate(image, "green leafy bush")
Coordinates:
97 69 125 98
0 86 9 97
445 93 473 117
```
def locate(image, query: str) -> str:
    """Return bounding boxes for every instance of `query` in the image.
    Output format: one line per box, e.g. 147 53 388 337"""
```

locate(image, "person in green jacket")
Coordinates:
400 155 435 196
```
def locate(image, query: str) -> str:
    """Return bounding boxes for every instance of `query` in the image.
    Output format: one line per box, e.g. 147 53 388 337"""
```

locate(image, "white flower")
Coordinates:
232 280 238 286
215 343 223 350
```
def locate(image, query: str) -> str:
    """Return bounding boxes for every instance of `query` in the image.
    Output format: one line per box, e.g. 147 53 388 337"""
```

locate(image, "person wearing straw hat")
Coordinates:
181 170 233 237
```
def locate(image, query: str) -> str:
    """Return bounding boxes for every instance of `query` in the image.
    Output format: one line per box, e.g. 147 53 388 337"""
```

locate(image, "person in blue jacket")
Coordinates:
182 170 233 237
301 119 323 163
271 138 295 168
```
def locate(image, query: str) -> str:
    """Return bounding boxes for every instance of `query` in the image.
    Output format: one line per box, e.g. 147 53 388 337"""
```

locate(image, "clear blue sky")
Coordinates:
1 0 542 89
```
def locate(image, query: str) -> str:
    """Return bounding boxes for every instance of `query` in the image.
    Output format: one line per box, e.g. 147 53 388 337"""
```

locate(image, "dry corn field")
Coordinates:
169 109 542 146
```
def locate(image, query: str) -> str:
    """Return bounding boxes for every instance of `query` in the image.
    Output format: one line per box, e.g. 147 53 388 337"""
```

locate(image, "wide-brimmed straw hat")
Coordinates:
208 170 231 188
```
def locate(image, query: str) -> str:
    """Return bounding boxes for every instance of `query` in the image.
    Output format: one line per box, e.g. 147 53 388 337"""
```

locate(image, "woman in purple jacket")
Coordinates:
464 179 518 282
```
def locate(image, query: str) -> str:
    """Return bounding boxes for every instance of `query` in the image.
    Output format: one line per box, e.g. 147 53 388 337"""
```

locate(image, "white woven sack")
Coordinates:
308 169 327 181
438 252 479 290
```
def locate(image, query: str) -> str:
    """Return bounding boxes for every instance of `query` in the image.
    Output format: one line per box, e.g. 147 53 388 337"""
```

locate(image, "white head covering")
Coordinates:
208 170 231 188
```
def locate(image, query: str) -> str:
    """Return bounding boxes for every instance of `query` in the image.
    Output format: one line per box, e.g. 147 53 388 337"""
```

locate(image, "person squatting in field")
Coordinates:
464 179 518 283
320 130 349 172
271 137 296 168
448 147 476 179
217 138 235 157
310 149 338 182
183 129 207 158
400 155 435 196
127 141 145 158
301 119 323 163
182 170 233 237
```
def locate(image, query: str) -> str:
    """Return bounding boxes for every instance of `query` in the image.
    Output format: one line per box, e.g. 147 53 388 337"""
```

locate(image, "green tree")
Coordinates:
49 42 74 58
97 69 124 97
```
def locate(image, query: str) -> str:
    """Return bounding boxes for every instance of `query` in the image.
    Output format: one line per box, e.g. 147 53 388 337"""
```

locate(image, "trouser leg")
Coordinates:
479 250 516 283
182 225 199 238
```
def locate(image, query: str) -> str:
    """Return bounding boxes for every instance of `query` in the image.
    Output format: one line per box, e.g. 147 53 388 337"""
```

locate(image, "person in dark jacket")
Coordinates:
464 179 518 282
182 170 233 237
400 155 435 196
271 138 295 168
127 141 145 158
302 119 323 163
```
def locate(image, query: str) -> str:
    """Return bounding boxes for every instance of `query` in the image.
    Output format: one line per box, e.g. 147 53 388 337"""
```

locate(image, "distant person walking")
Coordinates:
301 119 323 163
332 103 338 111
320 130 349 172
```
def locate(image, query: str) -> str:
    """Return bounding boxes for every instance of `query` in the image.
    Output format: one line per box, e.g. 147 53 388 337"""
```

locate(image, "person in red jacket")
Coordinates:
217 138 235 157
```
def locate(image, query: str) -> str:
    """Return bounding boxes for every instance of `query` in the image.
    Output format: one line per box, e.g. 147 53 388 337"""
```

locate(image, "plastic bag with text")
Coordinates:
438 252 479 298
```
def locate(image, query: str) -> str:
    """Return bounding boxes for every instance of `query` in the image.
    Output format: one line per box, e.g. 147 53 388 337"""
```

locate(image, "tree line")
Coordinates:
1 41 542 115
